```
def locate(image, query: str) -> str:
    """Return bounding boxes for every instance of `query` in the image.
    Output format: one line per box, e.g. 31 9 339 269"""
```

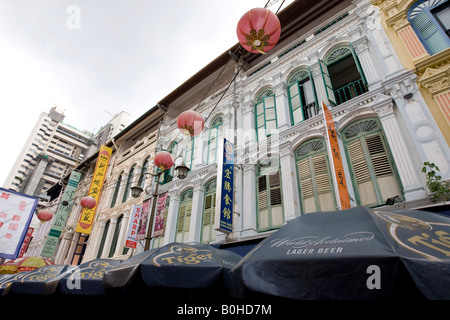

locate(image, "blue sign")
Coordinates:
216 138 234 234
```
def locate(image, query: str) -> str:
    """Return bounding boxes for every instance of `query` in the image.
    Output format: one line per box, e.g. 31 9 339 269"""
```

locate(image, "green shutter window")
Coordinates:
207 116 223 164
295 139 336 213
201 179 217 243
319 59 337 105
256 162 284 231
176 189 193 243
122 165 136 202
344 119 402 207
97 220 110 259
110 173 123 208
255 90 278 140
109 215 123 257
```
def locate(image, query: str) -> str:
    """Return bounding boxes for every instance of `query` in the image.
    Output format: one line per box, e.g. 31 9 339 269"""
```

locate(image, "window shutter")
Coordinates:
288 81 305 125
349 42 367 86
411 9 450 54
319 59 336 105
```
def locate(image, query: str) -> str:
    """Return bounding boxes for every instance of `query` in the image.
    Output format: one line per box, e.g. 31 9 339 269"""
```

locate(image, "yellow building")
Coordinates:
372 0 450 145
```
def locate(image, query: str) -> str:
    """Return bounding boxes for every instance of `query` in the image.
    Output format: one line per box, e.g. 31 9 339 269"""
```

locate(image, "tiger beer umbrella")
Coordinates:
230 206 450 300
103 242 241 296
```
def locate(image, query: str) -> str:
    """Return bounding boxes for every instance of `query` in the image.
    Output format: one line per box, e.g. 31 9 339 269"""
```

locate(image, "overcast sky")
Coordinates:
0 0 294 185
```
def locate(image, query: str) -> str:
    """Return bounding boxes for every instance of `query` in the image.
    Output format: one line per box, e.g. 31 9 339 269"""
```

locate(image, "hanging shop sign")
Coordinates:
41 170 82 257
322 101 351 210
215 138 234 234
125 204 142 249
0 188 39 259
76 145 112 234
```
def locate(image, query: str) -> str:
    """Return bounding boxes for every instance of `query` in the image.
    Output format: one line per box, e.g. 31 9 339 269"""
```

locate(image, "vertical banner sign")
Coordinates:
215 138 234 234
41 170 82 257
125 204 142 249
18 227 34 258
322 101 351 209
76 145 112 234
0 188 39 259
137 199 151 241
154 192 168 237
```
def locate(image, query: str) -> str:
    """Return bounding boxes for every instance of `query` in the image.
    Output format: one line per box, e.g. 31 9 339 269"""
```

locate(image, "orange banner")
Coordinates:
76 145 112 234
322 101 351 210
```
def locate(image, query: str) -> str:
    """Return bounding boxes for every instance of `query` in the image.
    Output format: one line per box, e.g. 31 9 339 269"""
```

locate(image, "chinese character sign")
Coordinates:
322 101 351 210
125 204 142 249
41 170 82 257
215 138 234 234
76 145 112 234
0 188 39 259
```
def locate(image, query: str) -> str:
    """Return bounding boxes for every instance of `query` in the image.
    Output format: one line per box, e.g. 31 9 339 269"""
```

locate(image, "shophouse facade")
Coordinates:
39 0 450 264
371 0 450 146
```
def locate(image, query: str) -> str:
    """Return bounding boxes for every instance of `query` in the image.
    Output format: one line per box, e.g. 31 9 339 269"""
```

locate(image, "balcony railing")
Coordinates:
334 79 367 105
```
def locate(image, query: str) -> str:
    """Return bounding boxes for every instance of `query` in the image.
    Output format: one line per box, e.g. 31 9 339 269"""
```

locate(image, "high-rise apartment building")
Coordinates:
2 107 129 206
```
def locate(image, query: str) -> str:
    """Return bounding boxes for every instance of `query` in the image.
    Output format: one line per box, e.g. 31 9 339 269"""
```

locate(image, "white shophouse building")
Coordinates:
49 0 449 264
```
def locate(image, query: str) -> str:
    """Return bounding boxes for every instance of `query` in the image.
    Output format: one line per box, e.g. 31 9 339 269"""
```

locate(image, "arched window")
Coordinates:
319 44 367 105
202 179 217 243
256 158 283 231
255 89 278 140
287 68 319 125
138 157 150 188
176 189 193 242
343 118 402 207
185 136 201 170
207 116 223 164
295 138 336 213
97 220 110 258
122 165 136 202
110 172 123 208
408 0 450 55
109 215 123 257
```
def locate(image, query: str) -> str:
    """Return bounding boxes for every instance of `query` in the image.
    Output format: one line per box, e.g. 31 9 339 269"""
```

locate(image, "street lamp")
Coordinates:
130 151 190 251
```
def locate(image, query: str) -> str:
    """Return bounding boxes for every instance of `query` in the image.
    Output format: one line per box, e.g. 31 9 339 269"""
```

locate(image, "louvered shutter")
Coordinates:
319 59 336 105
411 10 450 54
288 81 305 125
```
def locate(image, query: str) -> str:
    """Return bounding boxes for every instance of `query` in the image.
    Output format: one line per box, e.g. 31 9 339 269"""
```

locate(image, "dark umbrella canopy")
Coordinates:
58 258 122 295
103 242 241 290
11 265 73 295
230 206 450 300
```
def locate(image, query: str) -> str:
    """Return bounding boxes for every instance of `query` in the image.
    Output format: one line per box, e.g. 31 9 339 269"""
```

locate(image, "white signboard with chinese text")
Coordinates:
0 188 39 259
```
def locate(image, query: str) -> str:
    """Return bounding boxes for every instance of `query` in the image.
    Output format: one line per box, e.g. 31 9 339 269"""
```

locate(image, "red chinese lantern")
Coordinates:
237 8 281 54
80 196 96 209
37 209 54 223
177 110 205 137
154 151 174 171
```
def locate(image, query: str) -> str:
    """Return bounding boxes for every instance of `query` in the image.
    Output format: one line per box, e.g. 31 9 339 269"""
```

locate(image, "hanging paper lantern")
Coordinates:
154 151 175 171
177 110 205 137
237 8 281 54
37 209 54 223
80 196 96 209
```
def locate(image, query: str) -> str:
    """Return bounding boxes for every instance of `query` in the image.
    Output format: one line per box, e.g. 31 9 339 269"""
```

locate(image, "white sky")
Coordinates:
0 0 294 185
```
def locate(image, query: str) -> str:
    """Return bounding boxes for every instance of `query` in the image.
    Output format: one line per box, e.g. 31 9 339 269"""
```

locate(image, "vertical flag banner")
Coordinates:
215 138 234 234
153 192 168 237
41 170 82 257
137 199 151 241
18 227 34 258
125 204 142 249
322 101 351 209
0 188 39 259
76 145 112 234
